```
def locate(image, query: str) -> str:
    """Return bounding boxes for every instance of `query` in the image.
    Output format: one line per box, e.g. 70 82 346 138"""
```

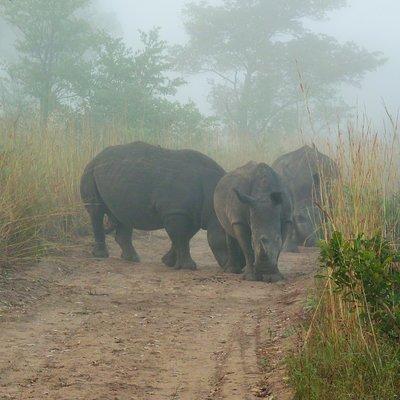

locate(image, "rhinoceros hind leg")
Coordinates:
92 242 109 258
284 240 299 253
283 226 300 253
262 271 284 283
162 246 177 268
164 214 197 270
86 204 109 258
115 224 140 263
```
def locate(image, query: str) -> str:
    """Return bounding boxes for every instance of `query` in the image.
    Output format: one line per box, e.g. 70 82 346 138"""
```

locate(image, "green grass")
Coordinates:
288 331 400 400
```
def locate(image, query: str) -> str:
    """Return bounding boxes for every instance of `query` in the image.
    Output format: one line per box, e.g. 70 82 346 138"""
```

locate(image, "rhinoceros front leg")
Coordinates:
224 235 245 274
232 223 256 281
164 214 197 270
283 229 299 253
115 224 140 262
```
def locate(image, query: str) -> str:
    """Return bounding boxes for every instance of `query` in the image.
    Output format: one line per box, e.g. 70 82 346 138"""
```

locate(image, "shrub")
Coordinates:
320 232 400 340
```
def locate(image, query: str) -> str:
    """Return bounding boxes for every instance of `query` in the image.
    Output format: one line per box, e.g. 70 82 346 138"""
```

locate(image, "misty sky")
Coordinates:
99 0 400 120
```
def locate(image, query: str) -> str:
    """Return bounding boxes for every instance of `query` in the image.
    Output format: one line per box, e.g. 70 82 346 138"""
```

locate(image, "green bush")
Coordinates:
320 232 400 340
288 233 400 399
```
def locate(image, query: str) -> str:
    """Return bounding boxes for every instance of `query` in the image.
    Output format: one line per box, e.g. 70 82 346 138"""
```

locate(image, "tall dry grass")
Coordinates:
289 114 400 399
322 118 399 237
317 115 399 342
0 115 295 267
1 109 399 396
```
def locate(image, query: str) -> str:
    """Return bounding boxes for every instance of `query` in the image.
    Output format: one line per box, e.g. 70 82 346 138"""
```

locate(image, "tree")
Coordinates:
0 1 213 138
89 28 210 137
0 0 97 126
89 29 183 119
177 0 385 137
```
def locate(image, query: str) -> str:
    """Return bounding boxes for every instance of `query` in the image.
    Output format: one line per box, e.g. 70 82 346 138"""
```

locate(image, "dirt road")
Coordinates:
0 231 316 400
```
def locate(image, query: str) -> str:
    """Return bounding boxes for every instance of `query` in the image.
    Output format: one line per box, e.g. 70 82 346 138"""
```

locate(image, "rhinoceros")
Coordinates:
80 141 229 270
214 162 292 282
272 145 337 250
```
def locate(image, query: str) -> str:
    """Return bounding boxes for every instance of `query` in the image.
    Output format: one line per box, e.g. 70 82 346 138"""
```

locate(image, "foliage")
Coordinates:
320 232 400 340
87 28 210 137
0 0 210 136
0 0 96 125
288 232 400 399
177 0 385 137
88 29 181 117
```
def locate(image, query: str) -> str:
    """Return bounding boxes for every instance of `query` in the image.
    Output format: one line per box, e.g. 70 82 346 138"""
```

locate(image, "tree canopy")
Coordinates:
0 0 97 125
177 0 385 137
0 0 210 137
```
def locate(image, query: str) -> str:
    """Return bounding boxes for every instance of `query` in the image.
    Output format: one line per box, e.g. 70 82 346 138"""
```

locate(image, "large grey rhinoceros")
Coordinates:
214 162 293 282
272 145 337 250
80 141 229 270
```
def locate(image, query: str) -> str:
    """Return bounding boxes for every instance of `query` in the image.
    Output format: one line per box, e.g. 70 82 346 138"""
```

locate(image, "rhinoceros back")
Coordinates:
273 145 337 204
80 141 225 231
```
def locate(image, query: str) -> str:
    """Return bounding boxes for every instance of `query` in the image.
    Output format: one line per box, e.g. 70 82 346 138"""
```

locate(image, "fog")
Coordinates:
1 0 399 136
99 0 400 119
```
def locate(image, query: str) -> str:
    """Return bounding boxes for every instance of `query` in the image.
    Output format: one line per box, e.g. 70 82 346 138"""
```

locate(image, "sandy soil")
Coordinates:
0 230 317 400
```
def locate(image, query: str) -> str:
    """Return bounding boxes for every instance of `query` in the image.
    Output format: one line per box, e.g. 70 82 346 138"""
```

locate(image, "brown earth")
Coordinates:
0 231 317 400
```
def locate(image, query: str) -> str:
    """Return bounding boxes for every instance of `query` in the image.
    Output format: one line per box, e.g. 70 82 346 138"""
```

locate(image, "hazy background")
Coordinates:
99 0 400 119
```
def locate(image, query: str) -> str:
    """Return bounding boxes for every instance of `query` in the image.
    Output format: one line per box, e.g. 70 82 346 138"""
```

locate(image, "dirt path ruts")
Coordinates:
0 231 316 400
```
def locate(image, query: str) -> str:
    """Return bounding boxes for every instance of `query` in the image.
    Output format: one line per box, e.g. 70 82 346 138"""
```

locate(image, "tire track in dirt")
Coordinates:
208 310 261 400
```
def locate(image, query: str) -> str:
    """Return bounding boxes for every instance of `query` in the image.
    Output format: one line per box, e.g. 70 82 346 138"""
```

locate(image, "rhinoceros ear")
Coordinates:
233 188 255 205
270 192 283 205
